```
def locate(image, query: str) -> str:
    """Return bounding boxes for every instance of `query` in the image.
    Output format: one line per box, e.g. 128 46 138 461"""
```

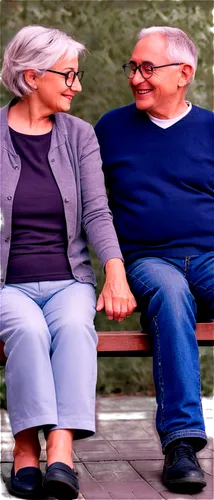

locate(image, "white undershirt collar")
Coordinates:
147 101 192 129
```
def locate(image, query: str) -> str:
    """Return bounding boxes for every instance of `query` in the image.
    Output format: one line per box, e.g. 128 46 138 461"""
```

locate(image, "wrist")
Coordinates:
105 258 126 277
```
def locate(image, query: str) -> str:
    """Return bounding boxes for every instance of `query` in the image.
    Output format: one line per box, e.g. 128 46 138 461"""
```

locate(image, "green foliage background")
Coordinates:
1 0 213 402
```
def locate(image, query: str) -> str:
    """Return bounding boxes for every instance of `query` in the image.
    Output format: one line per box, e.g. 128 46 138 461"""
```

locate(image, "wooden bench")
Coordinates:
0 323 213 364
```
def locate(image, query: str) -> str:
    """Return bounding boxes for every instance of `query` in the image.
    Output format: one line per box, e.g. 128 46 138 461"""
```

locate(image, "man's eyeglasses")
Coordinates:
46 69 84 87
122 62 184 80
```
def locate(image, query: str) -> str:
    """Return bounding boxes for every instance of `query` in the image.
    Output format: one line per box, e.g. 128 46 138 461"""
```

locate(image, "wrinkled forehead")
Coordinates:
131 34 169 64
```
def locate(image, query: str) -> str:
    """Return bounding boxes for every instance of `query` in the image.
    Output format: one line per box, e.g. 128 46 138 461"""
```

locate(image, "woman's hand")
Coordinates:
96 258 137 321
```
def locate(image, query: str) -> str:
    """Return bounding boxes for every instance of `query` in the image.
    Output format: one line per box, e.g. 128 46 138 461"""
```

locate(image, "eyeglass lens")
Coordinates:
66 70 84 86
124 63 153 79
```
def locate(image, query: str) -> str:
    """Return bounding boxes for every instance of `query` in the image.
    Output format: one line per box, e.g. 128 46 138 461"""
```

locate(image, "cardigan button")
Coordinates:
7 196 12 200
5 237 10 242
64 198 69 203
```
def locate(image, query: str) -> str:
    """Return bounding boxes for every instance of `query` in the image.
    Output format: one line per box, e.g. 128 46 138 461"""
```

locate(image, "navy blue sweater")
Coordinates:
95 104 214 264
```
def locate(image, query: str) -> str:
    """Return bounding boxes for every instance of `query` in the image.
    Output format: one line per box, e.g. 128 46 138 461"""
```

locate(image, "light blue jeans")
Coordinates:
0 280 97 438
126 253 214 452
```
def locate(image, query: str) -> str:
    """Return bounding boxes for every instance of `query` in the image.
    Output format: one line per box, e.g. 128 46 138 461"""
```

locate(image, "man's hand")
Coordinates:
96 258 137 321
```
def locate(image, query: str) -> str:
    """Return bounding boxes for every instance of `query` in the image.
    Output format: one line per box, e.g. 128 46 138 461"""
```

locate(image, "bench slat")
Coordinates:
0 323 213 364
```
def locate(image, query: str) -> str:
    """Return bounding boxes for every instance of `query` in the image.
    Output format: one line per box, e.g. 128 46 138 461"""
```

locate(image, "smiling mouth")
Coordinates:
136 89 153 95
63 95 74 100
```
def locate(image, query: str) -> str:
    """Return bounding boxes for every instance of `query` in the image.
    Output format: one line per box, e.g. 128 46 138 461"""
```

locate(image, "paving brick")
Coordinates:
100 479 164 499
159 492 198 499
97 421 150 441
96 396 157 413
74 439 114 452
1 450 13 462
86 431 106 441
199 458 214 475
140 421 159 437
80 481 111 499
84 471 121 483
74 440 122 461
193 490 214 499
110 438 161 452
113 449 163 460
140 419 156 429
84 461 142 482
204 474 214 492
206 438 214 452
75 462 96 482
133 492 163 500
0 430 14 442
85 467 141 482
130 468 165 493
109 493 135 499
0 441 14 451
130 460 164 472
198 450 214 459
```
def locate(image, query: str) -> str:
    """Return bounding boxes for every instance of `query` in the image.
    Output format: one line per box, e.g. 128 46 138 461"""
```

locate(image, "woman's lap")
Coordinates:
0 280 97 437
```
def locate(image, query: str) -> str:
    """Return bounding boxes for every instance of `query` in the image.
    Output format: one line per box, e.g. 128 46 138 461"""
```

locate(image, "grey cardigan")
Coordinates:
0 100 123 288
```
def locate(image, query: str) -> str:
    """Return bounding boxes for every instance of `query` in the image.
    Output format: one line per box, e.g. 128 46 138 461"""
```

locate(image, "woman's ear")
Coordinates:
24 69 38 90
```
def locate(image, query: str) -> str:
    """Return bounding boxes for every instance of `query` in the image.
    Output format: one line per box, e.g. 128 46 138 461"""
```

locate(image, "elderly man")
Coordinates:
95 26 213 493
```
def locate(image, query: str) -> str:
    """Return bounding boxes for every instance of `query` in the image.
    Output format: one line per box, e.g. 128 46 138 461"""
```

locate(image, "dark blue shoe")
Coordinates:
42 462 79 499
10 465 43 498
162 441 207 493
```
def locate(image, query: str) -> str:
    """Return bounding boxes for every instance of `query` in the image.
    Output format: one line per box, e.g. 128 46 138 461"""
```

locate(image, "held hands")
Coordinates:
96 258 137 321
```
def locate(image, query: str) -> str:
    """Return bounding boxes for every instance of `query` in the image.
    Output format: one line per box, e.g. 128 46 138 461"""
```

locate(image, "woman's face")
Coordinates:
35 56 82 113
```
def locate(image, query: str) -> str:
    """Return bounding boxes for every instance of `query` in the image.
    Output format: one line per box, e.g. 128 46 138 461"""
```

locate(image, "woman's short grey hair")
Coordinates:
137 26 197 84
1 25 86 97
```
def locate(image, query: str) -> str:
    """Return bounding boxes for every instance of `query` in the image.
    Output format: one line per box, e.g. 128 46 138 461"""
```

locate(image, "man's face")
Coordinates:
129 34 183 116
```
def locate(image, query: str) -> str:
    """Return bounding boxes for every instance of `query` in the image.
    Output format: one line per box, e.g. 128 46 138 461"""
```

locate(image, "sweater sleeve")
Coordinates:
80 124 123 267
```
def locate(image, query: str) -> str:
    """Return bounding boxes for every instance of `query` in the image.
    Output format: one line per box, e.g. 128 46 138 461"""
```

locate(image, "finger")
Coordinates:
127 296 137 315
112 297 122 321
116 299 128 322
104 298 114 320
96 293 104 311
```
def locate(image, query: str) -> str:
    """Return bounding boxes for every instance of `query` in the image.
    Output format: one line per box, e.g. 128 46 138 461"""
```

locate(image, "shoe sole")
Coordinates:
8 486 42 499
163 475 207 493
43 475 79 500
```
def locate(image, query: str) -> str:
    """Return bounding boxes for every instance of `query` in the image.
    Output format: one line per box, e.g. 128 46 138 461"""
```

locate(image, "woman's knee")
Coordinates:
52 315 98 349
4 318 51 358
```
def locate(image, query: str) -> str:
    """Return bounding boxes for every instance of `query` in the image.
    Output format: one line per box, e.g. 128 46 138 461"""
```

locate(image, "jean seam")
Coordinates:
126 272 151 291
153 315 166 433
185 256 190 277
188 279 209 292
162 429 207 451
197 355 204 418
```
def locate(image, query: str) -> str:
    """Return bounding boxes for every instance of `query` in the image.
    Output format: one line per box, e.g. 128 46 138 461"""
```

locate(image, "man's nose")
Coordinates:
132 69 146 85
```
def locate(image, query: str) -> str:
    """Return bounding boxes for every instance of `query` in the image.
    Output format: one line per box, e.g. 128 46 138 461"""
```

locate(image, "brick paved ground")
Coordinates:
1 396 213 500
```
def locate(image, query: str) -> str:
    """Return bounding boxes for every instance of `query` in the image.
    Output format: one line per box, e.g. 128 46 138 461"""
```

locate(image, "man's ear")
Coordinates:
178 64 194 88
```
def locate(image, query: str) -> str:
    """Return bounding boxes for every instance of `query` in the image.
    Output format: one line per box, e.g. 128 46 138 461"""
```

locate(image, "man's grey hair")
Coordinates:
137 26 197 84
1 25 86 97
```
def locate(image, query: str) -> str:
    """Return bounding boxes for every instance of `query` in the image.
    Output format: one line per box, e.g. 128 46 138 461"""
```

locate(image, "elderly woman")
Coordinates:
0 25 136 500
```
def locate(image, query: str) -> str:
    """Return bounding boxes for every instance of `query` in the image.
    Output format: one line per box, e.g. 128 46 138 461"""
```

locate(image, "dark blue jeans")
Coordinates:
126 252 214 453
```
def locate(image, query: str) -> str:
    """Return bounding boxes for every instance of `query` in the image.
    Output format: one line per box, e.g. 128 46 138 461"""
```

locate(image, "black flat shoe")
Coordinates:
43 461 79 500
162 441 207 493
10 465 43 499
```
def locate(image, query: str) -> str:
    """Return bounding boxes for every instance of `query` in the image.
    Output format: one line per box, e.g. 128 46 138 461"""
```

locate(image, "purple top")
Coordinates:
6 128 73 283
